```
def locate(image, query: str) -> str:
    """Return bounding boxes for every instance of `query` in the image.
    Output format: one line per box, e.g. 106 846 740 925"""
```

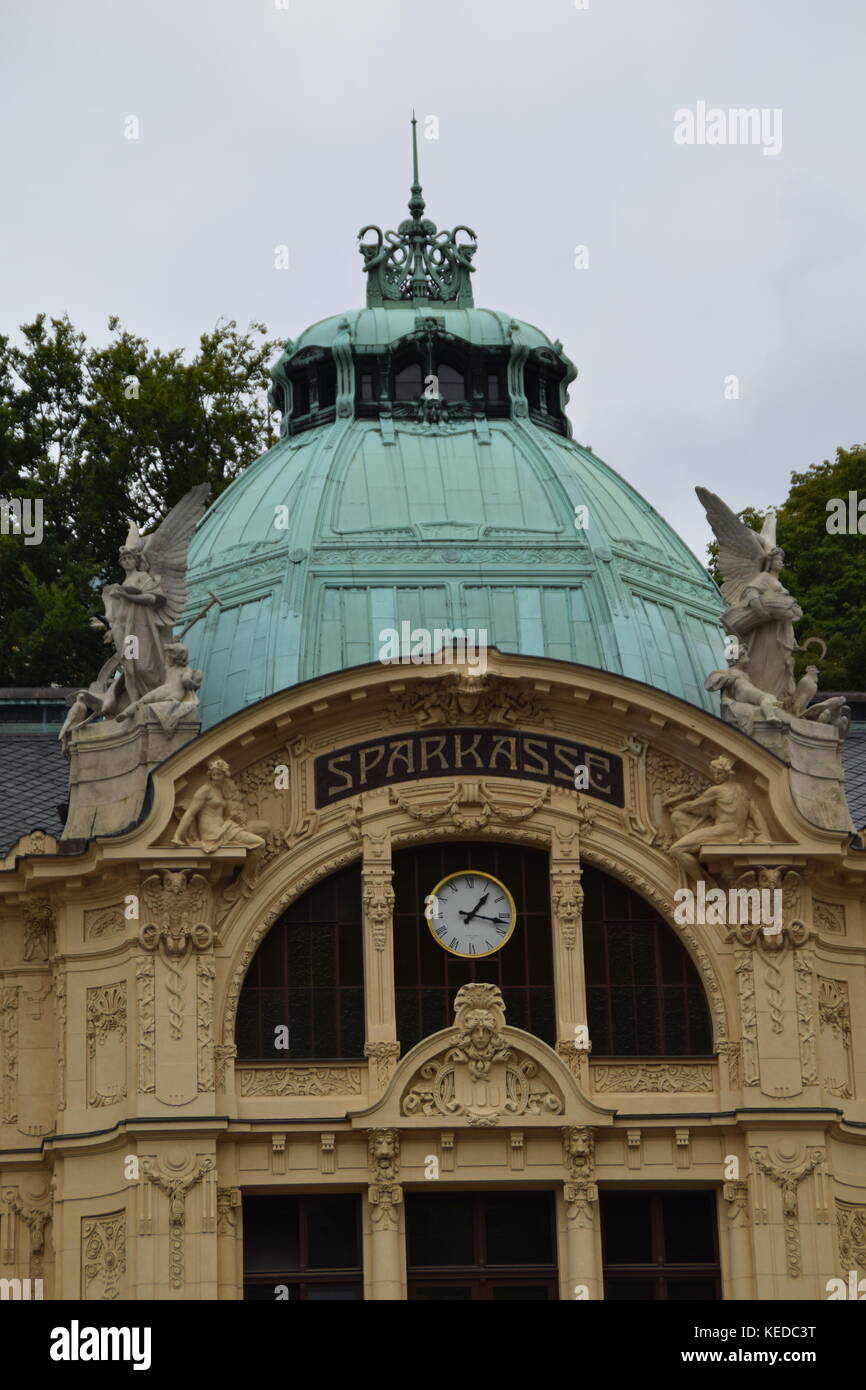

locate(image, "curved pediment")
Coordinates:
74 645 841 868
351 984 614 1129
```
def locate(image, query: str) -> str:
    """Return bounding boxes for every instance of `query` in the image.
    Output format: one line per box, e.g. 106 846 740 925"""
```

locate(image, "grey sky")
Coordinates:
1 0 863 561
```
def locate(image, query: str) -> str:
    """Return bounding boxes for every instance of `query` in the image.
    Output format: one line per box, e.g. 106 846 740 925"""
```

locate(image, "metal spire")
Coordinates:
358 117 478 307
408 112 426 221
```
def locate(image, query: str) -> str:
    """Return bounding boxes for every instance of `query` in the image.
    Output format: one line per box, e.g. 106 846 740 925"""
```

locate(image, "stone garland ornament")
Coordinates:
141 1156 214 1290
750 1148 822 1279
389 779 549 833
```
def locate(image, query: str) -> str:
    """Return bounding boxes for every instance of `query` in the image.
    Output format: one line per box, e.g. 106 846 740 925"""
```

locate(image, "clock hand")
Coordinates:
458 912 509 924
461 892 489 924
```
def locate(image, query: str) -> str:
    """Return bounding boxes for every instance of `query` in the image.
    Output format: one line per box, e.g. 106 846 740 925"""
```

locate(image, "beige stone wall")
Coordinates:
1 653 864 1299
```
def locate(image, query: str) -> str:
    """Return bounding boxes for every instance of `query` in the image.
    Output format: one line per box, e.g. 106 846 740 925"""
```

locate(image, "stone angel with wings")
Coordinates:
59 484 210 743
696 486 802 708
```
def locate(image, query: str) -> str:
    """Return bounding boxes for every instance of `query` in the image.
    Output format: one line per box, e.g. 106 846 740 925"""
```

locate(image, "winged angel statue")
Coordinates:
59 484 210 750
696 488 848 734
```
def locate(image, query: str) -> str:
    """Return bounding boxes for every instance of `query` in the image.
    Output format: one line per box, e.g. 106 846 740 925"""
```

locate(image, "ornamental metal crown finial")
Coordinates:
358 115 478 308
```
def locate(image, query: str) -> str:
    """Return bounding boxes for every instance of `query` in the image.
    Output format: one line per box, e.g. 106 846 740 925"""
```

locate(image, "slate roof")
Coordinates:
0 734 69 856
842 729 866 832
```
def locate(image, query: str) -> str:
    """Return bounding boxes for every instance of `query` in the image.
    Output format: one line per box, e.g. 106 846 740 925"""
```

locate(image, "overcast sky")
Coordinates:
1 0 863 561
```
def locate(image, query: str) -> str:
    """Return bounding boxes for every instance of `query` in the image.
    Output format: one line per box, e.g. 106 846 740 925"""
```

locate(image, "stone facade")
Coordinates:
1 649 864 1300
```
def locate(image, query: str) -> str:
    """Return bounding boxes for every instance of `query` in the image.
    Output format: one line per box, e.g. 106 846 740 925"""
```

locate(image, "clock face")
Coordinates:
425 871 517 958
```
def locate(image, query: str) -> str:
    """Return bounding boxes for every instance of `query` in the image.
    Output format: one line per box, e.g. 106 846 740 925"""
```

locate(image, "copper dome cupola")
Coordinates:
267 118 578 441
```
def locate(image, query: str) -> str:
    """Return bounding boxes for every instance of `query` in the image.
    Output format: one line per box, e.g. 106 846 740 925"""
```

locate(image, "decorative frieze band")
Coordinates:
237 1065 363 1097
591 1062 714 1094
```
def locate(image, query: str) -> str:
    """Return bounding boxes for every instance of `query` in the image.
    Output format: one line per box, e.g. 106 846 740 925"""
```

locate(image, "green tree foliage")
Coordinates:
707 445 866 690
0 315 279 686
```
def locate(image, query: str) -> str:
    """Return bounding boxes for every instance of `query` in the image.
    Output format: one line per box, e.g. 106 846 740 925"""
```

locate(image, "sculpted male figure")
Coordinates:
666 756 769 877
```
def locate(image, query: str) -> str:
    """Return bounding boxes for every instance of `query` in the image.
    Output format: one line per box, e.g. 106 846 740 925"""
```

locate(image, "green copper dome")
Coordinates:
183 126 725 728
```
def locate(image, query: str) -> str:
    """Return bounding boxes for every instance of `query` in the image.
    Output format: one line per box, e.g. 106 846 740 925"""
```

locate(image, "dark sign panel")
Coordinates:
314 727 624 807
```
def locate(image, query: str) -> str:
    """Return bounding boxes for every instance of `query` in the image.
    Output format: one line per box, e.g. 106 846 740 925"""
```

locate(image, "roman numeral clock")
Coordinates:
425 871 517 958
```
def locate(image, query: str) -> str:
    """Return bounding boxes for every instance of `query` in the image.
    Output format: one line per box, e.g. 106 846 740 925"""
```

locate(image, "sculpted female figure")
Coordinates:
101 540 169 707
172 759 266 853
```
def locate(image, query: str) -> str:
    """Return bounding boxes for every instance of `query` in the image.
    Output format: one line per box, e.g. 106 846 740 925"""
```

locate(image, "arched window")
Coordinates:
582 867 712 1056
394 362 424 401
435 364 466 401
393 842 555 1053
235 864 364 1061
